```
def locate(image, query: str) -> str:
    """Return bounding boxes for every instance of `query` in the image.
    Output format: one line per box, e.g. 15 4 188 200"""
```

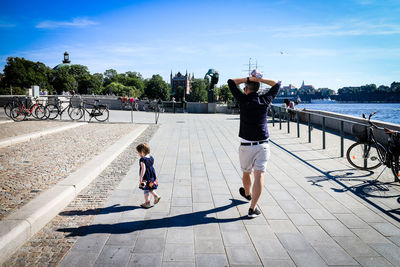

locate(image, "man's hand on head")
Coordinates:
249 76 261 83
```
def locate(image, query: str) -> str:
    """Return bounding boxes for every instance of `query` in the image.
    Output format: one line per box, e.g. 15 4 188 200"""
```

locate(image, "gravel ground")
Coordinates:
0 120 74 140
4 124 158 267
0 123 142 220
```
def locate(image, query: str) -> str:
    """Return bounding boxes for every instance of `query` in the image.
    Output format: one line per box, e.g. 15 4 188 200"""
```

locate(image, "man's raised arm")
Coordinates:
227 78 245 100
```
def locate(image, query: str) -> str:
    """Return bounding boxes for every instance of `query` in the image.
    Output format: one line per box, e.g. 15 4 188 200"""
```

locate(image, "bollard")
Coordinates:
308 113 311 143
340 120 344 157
322 117 326 149
279 107 282 130
287 111 290 133
107 104 110 123
297 112 300 138
131 104 134 123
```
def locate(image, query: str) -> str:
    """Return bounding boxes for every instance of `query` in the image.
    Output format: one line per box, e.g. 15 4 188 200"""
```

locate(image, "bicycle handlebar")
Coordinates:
364 112 399 135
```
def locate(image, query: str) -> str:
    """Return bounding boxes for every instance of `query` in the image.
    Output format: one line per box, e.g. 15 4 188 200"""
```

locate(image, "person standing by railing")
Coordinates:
228 70 280 218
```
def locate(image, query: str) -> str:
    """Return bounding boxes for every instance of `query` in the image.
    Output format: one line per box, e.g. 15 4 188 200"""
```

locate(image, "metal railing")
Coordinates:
269 105 370 157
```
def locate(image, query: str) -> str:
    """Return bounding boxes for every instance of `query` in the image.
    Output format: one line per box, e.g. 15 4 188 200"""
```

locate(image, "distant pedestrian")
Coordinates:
136 143 160 208
228 70 280 218
283 98 290 108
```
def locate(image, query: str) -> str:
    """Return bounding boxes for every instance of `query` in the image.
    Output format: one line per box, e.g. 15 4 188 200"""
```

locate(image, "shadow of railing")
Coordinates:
271 140 400 222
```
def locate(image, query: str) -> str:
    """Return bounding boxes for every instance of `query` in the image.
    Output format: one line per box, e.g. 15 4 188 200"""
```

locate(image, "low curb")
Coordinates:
0 124 148 264
0 122 86 149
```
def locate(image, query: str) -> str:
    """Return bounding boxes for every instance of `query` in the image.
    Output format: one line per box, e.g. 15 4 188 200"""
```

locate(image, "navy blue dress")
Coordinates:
139 156 158 190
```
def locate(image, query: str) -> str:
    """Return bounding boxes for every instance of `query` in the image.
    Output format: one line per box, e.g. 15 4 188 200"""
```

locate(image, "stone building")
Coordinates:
170 71 194 99
299 80 315 93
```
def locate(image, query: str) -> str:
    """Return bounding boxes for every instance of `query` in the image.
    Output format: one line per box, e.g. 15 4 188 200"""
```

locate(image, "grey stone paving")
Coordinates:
3 111 400 266
55 113 400 266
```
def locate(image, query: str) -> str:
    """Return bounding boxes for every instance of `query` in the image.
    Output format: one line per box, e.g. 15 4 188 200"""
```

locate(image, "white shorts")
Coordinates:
239 142 271 172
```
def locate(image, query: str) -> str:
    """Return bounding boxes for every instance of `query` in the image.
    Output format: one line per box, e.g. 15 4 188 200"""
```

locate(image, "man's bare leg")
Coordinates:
250 170 264 210
242 172 252 196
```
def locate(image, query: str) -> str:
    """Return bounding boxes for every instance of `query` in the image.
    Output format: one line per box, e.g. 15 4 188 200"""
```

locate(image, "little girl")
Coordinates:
136 143 160 208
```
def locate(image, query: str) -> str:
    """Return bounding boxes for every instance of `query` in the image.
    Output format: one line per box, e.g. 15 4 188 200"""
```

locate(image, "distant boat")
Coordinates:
311 97 336 104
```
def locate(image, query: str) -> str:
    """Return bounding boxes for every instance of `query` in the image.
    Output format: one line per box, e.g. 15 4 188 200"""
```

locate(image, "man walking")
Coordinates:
227 72 280 217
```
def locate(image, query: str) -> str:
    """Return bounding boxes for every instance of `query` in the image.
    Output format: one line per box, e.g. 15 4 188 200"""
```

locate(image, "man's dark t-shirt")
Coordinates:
228 79 280 141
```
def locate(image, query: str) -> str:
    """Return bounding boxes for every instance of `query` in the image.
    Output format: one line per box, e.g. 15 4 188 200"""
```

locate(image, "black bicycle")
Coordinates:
347 112 400 182
45 96 78 120
4 96 22 118
68 99 109 122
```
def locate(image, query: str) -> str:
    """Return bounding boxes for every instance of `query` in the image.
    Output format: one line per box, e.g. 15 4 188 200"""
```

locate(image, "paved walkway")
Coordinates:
54 113 400 267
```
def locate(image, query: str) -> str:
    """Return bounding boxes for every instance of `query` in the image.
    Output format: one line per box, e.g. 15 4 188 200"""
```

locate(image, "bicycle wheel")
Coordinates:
94 106 109 122
10 106 26 122
4 103 12 118
391 155 400 182
34 104 48 120
46 104 60 120
346 142 385 170
68 107 84 121
30 105 39 119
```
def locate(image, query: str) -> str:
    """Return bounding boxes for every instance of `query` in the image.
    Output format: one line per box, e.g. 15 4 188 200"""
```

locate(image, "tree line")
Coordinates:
0 57 234 102
278 83 400 102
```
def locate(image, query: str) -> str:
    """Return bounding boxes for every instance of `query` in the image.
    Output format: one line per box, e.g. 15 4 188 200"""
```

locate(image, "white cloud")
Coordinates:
266 20 400 38
36 18 98 29
0 22 15 28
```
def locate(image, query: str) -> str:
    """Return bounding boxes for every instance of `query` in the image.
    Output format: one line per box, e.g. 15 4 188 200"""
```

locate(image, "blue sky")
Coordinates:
1 0 400 90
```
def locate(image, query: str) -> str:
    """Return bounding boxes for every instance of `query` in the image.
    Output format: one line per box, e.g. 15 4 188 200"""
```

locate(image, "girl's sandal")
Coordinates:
154 196 161 205
140 202 151 209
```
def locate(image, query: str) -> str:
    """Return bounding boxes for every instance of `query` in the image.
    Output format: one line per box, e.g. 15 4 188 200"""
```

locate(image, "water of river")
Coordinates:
296 103 400 125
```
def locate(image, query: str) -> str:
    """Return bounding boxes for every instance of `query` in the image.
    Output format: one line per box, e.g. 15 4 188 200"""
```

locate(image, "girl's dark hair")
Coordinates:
136 143 150 155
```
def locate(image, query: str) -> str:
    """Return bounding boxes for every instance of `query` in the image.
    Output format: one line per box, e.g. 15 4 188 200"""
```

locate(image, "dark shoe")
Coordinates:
239 187 251 201
248 208 261 218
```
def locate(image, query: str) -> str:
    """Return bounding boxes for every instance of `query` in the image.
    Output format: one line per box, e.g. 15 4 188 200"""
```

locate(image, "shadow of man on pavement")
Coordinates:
58 198 248 237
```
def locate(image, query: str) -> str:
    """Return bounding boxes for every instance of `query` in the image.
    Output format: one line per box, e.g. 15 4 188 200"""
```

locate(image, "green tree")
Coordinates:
69 65 92 94
2 57 53 93
103 69 118 86
52 66 76 93
123 73 144 96
187 79 207 102
144 74 170 100
218 84 233 103
104 82 141 97
104 82 125 96
87 74 103 95
378 85 390 92
91 73 104 94
175 86 185 101
125 71 143 80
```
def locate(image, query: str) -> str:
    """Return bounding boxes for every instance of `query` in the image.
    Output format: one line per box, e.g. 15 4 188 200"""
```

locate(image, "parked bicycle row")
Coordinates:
3 96 109 122
119 97 165 112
